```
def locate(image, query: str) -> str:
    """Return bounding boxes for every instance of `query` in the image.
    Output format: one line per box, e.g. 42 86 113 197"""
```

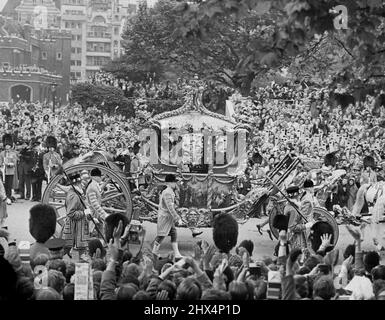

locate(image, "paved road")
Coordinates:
5 198 385 262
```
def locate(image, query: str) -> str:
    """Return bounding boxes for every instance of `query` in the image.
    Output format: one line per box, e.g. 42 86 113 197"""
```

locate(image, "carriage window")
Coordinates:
214 135 227 166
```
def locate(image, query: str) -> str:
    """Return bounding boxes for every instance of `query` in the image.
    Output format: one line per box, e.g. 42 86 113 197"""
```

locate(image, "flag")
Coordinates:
91 135 105 151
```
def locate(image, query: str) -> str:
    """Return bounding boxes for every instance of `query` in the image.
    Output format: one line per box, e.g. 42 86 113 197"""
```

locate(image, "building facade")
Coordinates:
0 15 71 104
1 0 149 101
15 0 61 29
61 0 138 83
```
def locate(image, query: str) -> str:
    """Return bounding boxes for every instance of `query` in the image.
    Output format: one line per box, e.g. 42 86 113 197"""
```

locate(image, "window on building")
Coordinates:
71 48 76 54
114 40 118 47
77 35 82 41
42 51 47 60
71 60 75 66
114 27 119 35
76 60 81 66
57 52 62 60
76 72 81 78
77 48 82 54
70 72 75 78
65 22 70 29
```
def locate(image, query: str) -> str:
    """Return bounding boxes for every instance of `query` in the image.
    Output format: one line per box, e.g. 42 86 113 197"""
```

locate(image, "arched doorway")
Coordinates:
10 84 32 102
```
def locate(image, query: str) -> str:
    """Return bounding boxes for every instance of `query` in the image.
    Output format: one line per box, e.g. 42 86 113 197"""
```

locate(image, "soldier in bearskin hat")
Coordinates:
29 204 57 261
0 134 18 204
43 136 62 182
213 213 238 255
211 213 239 278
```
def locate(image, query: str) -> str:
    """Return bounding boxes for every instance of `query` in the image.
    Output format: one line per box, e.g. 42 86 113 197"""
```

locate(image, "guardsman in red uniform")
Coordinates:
43 136 62 182
0 134 18 204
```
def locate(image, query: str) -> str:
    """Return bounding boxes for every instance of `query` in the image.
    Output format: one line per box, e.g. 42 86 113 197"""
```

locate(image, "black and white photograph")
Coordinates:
0 0 385 310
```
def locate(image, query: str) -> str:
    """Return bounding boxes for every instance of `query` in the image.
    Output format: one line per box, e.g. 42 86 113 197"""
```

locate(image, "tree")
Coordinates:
70 83 135 116
102 2 165 83
110 0 293 95
102 56 163 84
176 0 385 93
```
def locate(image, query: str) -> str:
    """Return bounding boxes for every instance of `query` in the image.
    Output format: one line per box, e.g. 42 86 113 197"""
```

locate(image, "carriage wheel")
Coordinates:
268 206 339 247
42 163 132 239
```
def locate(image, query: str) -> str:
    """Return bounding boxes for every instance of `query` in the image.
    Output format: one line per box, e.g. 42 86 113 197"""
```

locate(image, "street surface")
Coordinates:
5 198 385 262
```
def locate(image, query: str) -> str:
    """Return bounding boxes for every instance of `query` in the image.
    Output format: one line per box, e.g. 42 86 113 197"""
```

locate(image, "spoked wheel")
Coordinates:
42 163 132 238
269 206 339 248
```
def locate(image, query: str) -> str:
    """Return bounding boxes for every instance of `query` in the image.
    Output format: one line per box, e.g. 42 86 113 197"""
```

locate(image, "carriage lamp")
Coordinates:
125 220 143 244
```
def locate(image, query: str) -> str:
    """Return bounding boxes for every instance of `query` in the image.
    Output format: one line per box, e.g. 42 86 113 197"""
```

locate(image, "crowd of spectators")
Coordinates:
1 208 384 300
0 100 141 157
2 79 385 209
231 87 385 211
0 64 58 76
0 78 385 300
89 71 188 100
0 100 147 203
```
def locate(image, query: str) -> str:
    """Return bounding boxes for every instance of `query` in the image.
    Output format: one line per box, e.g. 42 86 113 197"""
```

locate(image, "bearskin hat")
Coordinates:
363 156 376 170
104 213 129 243
2 134 13 147
45 136 57 149
212 213 238 254
272 214 289 232
237 240 254 257
310 221 334 254
29 204 57 243
88 238 106 258
303 179 314 188
324 153 337 168
133 141 141 154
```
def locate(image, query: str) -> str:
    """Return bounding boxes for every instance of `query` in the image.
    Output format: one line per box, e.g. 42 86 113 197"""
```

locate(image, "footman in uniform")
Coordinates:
152 174 183 259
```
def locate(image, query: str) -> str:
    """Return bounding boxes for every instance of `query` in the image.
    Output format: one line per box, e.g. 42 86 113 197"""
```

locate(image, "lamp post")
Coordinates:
50 82 58 113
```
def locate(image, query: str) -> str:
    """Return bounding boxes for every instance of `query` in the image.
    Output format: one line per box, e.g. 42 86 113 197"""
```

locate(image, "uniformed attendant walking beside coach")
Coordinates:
152 174 183 260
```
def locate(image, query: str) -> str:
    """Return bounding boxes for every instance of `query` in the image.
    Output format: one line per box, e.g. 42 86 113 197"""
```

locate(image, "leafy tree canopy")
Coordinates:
109 0 293 95
70 83 135 116
177 0 385 92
